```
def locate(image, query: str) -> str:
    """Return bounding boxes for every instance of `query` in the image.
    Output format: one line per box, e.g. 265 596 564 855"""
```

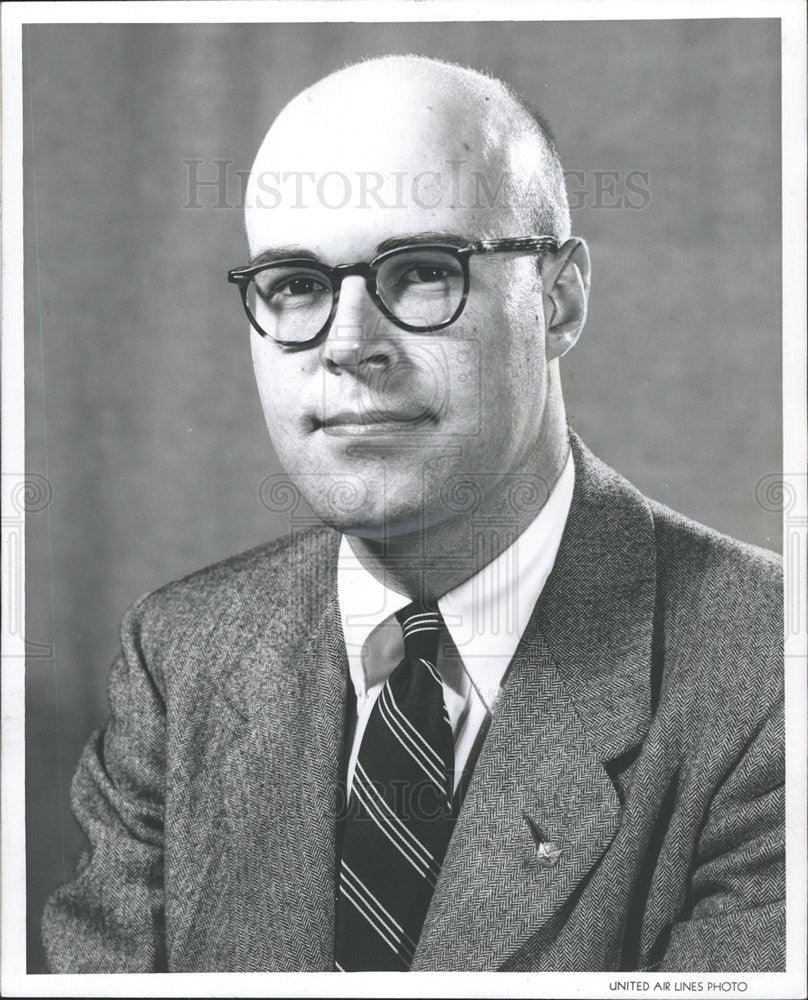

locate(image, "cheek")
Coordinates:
469 304 545 405
467 325 547 455
499 280 547 387
251 337 307 425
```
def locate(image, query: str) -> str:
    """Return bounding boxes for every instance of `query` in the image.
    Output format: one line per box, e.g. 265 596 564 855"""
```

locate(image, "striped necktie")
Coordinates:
334 603 456 971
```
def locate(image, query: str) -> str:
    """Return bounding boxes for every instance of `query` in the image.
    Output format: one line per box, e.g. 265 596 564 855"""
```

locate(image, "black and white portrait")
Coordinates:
2 3 804 995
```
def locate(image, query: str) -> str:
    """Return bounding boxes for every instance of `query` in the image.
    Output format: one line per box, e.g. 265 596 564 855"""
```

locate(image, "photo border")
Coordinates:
2 1 805 997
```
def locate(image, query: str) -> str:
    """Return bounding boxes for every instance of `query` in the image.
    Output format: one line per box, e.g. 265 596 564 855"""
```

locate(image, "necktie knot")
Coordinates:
396 602 443 664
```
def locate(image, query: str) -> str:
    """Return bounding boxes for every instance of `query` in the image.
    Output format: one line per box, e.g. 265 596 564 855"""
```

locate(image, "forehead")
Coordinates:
244 81 520 260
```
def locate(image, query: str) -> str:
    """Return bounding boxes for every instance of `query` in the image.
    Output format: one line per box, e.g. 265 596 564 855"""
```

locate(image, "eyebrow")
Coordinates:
375 232 471 254
247 232 472 268
247 245 319 268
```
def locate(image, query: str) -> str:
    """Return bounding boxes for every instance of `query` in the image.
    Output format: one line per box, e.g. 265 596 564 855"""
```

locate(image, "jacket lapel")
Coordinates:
277 592 348 967
216 534 347 970
412 434 657 970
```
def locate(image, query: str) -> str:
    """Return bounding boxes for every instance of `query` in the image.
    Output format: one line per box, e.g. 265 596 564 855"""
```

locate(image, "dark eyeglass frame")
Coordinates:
227 235 559 348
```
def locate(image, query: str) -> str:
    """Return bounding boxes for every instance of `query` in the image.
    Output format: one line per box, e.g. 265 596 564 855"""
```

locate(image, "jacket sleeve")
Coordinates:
658 695 785 972
41 597 168 972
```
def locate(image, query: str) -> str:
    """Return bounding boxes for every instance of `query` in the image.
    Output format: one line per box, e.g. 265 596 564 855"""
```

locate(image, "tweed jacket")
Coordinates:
42 434 785 973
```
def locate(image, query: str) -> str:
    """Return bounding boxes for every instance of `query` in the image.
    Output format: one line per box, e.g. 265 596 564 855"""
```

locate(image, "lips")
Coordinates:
312 406 438 434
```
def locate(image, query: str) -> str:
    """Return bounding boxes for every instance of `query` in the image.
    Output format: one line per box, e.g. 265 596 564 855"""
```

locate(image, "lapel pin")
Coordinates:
535 840 561 868
523 812 562 868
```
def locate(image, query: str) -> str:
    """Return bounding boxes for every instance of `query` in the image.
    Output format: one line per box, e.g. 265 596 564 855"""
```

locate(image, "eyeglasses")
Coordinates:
227 236 559 347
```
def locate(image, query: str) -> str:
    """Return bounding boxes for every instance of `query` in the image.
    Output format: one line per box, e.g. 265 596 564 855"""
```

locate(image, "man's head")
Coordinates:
242 55 590 538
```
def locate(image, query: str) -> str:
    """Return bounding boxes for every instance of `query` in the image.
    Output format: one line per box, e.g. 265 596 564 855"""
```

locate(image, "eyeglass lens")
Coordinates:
247 248 465 343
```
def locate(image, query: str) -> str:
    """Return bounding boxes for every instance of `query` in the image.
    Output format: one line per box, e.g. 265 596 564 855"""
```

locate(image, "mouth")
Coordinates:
311 407 439 436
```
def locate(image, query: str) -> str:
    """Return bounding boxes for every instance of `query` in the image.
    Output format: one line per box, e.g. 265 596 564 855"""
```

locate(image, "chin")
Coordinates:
330 500 461 541
316 508 405 540
293 470 456 539
341 519 418 542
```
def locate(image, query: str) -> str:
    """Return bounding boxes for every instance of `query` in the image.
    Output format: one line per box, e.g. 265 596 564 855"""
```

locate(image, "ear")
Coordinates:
542 238 591 361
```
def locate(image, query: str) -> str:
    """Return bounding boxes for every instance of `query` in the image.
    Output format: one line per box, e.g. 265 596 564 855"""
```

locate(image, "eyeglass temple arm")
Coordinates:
474 236 559 255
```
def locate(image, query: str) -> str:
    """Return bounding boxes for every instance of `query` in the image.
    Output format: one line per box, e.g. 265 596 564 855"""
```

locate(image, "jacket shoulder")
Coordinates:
647 499 783 726
649 499 781 618
139 525 338 609
118 527 340 691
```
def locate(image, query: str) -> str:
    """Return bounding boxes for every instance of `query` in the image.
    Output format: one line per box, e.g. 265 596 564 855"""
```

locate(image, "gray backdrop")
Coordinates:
24 20 782 972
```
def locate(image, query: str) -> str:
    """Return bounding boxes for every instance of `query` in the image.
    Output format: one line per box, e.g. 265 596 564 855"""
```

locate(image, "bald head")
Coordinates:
245 55 570 249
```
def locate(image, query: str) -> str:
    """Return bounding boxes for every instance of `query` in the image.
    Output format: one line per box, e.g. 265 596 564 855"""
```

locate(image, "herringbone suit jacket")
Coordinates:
42 434 785 972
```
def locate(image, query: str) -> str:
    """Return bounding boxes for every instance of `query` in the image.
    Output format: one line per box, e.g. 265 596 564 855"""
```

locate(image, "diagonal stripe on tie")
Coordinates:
352 764 437 881
377 686 447 789
400 626 442 643
380 683 446 774
335 602 456 971
341 862 417 961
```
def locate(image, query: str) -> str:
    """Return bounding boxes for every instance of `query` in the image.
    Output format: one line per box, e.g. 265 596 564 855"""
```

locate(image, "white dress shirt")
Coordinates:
338 451 575 795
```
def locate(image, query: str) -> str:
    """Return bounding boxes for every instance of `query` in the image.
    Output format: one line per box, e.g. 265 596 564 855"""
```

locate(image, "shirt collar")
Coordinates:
338 450 575 707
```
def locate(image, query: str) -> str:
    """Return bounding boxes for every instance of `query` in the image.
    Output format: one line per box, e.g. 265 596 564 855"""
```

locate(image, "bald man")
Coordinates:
43 56 784 974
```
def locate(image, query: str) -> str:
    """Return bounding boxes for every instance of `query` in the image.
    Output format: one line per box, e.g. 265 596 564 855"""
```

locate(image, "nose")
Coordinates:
318 275 398 375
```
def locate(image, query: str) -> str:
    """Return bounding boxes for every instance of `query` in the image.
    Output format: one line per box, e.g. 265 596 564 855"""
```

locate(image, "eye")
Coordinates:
254 267 331 307
273 275 329 298
376 249 464 308
401 264 453 285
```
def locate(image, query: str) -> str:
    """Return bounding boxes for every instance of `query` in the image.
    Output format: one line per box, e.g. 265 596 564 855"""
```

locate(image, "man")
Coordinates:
43 55 784 973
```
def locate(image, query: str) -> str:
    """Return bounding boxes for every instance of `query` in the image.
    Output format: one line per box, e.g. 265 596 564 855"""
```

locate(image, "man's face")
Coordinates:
246 78 553 537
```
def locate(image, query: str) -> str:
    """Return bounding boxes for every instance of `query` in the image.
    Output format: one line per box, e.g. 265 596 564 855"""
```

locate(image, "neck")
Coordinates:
346 386 570 603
